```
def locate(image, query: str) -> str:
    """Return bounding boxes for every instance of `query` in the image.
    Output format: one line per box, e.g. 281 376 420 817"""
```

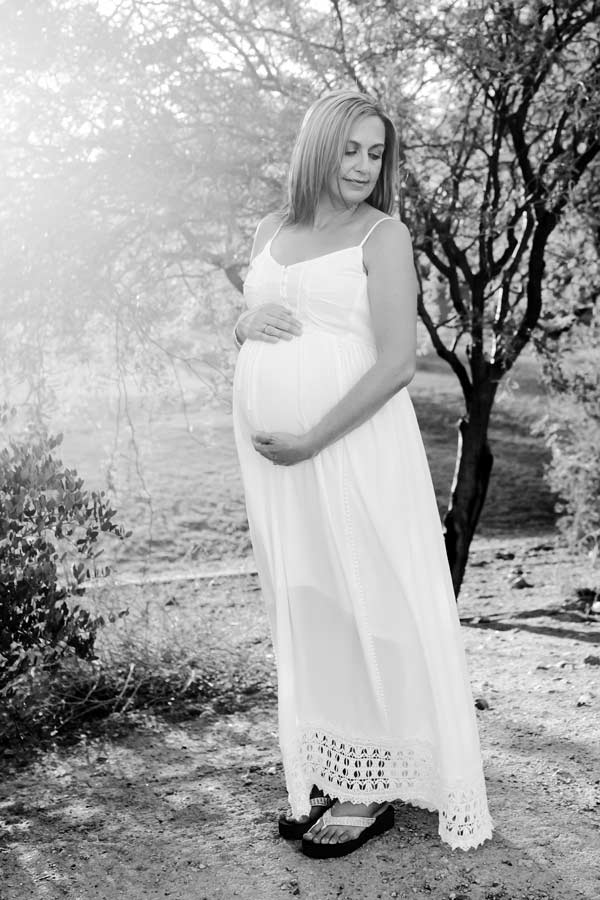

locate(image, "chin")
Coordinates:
340 186 372 205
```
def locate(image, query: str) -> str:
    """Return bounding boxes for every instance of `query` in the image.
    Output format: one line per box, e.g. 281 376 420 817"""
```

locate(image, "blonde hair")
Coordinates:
283 90 399 226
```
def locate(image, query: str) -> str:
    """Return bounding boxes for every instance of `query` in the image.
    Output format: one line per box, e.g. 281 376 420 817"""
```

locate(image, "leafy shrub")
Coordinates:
0 422 129 695
535 315 600 554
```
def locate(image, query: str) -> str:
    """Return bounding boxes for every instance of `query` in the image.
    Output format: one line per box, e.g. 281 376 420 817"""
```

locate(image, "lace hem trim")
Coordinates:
283 726 493 851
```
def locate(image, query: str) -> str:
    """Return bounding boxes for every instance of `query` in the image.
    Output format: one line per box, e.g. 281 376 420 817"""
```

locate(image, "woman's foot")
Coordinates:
303 799 390 845
301 800 394 858
278 786 332 839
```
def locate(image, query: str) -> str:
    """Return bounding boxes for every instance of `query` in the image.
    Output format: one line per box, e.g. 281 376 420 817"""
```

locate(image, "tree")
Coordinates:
396 0 600 590
2 0 599 594
182 0 600 592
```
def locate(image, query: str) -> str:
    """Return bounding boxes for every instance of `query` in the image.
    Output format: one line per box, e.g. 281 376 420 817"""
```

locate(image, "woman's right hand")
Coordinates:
236 304 303 345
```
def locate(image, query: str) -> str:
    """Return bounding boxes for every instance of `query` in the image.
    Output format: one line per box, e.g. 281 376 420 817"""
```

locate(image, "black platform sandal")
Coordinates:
301 802 394 858
278 794 333 840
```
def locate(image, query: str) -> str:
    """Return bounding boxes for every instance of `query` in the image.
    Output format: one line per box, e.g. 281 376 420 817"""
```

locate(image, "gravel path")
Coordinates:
1 538 599 900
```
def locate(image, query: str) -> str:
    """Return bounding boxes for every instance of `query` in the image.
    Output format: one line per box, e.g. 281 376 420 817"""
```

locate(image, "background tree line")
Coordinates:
1 0 599 594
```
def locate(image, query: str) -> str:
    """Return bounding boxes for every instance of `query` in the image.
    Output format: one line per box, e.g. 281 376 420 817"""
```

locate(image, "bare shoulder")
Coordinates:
363 217 413 270
370 217 412 247
257 210 283 236
252 211 284 257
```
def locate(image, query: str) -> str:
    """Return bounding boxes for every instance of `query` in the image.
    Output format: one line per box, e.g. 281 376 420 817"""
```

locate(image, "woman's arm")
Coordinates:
305 219 417 454
252 219 417 465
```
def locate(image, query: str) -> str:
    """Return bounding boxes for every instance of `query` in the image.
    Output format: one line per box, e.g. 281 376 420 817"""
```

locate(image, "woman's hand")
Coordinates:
236 304 302 345
251 431 315 466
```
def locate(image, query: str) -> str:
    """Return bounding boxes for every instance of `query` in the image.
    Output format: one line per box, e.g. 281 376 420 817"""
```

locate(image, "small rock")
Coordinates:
536 664 550 670
510 575 533 589
577 693 593 707
584 654 600 666
555 769 574 783
474 697 490 710
495 551 515 560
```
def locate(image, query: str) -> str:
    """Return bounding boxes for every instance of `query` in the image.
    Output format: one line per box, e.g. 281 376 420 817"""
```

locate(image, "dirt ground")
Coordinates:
55 351 555 581
1 536 599 900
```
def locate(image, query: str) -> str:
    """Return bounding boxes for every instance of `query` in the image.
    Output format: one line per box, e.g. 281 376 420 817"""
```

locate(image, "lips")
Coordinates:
344 179 370 186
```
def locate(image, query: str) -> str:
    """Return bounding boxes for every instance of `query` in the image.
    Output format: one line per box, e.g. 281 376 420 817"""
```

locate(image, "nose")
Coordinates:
354 151 368 174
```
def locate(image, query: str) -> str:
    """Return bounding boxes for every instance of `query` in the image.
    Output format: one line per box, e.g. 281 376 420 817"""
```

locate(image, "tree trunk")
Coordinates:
443 380 497 597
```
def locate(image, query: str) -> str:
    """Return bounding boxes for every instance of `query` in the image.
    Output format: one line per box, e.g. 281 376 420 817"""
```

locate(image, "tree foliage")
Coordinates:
1 0 599 592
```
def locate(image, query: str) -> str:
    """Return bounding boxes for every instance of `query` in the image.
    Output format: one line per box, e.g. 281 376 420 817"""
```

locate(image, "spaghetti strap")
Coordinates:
253 218 283 265
268 220 284 245
359 216 393 247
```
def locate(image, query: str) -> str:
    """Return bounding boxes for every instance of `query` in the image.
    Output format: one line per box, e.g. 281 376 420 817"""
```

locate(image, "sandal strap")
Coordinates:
282 795 331 820
327 815 375 828
319 808 375 828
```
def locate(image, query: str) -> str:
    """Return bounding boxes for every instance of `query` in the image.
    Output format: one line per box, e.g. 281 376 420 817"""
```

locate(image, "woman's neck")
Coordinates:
312 195 361 231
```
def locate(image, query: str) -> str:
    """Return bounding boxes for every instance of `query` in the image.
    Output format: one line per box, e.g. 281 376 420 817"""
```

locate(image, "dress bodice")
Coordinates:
243 222 391 350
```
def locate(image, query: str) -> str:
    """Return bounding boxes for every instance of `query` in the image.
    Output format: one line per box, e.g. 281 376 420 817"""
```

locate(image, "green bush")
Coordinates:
0 422 129 695
535 316 600 555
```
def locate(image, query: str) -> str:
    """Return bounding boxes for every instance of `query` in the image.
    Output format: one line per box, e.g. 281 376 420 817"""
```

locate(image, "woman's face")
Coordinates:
331 114 386 207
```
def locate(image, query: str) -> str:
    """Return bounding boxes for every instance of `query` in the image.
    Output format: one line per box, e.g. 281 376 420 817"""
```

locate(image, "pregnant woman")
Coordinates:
232 90 492 857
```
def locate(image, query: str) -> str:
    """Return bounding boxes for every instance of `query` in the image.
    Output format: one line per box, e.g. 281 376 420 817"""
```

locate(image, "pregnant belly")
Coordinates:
233 333 376 434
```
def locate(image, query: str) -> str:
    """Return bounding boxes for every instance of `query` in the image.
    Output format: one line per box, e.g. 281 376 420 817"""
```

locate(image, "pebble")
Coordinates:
555 769 574 783
510 575 534 589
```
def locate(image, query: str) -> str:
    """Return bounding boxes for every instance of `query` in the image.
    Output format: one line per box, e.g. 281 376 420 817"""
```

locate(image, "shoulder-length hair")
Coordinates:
283 89 399 226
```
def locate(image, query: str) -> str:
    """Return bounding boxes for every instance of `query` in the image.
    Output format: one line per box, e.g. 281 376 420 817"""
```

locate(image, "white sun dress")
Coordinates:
232 217 493 850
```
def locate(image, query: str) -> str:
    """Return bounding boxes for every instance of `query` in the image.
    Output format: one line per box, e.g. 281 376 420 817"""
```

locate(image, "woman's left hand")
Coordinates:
251 431 315 466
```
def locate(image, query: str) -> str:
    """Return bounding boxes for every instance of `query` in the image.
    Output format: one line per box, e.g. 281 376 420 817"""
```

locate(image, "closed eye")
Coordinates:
344 149 383 160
